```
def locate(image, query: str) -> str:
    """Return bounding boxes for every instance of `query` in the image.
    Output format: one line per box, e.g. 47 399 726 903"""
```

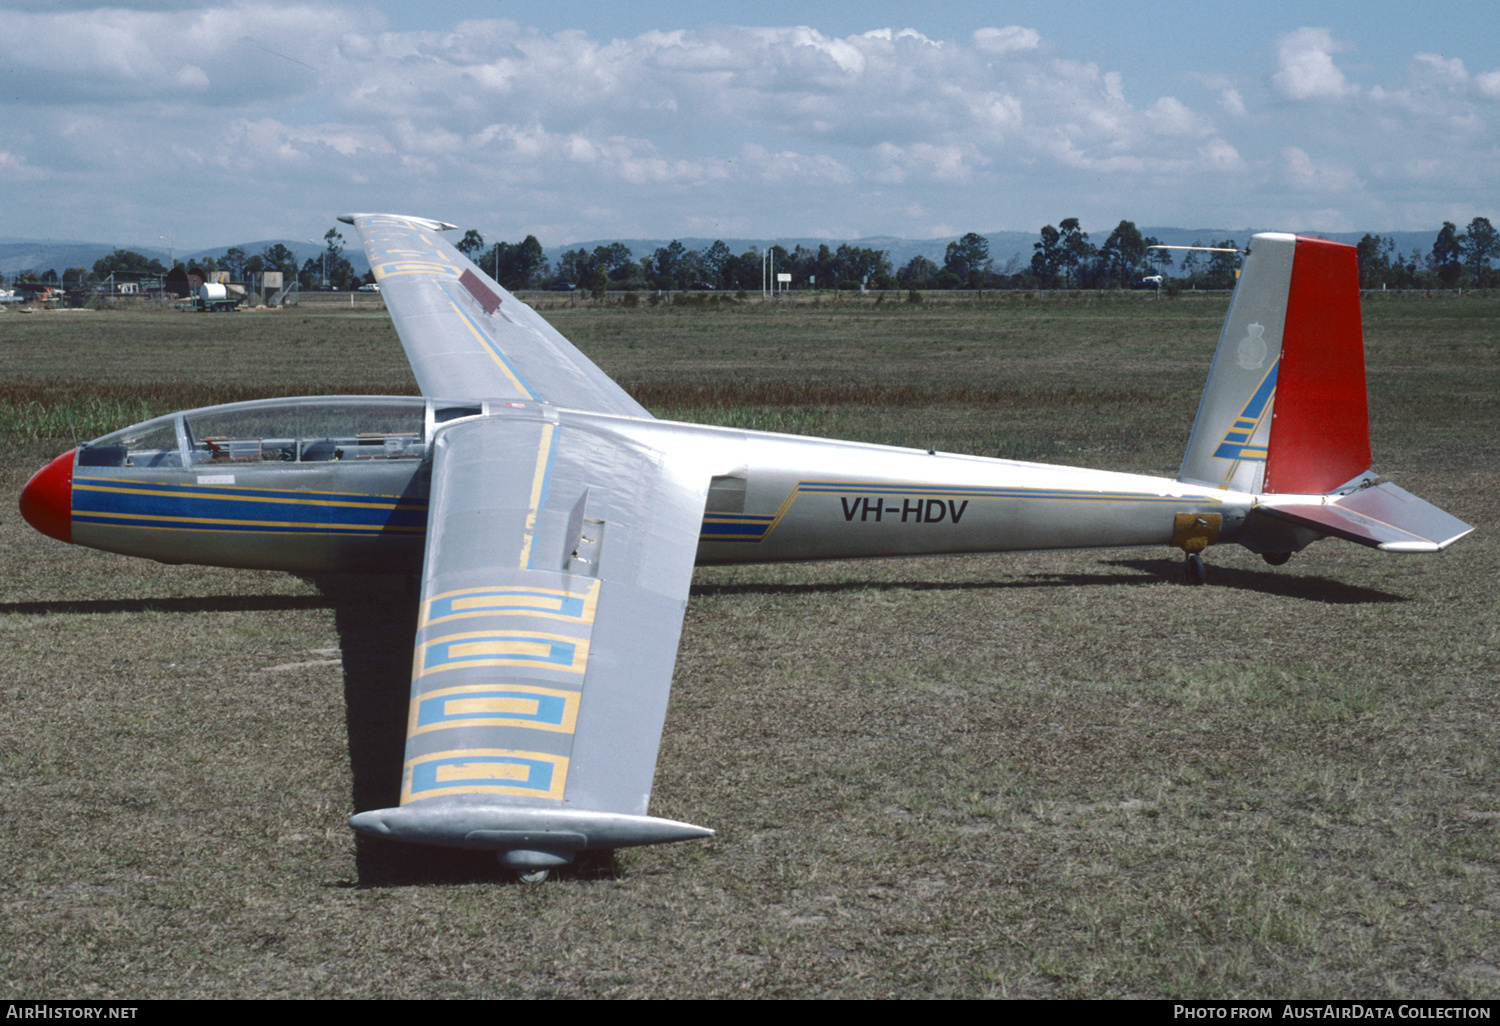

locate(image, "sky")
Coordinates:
1 1 1496 251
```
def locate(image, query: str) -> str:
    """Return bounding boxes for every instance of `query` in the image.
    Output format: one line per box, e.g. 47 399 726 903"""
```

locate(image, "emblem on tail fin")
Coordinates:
1235 323 1269 369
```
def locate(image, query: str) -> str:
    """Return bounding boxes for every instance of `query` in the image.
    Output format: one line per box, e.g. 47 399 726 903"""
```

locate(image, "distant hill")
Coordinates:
0 227 1443 280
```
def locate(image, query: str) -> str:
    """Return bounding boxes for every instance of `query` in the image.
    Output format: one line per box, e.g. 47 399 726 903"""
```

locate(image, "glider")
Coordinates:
19 217 1472 881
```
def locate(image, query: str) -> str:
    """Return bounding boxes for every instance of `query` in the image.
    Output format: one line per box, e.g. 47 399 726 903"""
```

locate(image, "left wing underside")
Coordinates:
350 411 713 867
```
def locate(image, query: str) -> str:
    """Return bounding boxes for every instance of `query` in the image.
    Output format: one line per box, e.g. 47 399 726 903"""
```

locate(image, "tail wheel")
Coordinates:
1184 552 1207 586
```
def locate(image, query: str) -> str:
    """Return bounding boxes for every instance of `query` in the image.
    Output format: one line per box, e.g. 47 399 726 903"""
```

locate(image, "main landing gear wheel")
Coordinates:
515 868 550 885
1262 552 1292 566
1184 552 1207 586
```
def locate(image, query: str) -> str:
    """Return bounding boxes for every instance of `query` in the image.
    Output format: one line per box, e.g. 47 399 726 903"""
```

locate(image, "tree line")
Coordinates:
1356 218 1496 289
456 229 896 293
383 217 1500 293
9 218 1497 293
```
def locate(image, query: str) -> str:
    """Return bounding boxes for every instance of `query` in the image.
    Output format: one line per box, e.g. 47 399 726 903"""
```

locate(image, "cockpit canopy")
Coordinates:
77 396 482 469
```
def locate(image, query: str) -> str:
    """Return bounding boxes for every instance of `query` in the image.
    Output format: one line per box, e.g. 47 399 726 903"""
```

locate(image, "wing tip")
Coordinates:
339 212 459 231
350 804 714 853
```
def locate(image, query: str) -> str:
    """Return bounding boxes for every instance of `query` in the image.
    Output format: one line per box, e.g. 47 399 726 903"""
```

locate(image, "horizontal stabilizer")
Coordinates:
349 804 714 852
1252 482 1472 552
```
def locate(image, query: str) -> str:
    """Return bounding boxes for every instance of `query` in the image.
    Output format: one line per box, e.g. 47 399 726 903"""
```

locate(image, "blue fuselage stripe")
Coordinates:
73 484 428 532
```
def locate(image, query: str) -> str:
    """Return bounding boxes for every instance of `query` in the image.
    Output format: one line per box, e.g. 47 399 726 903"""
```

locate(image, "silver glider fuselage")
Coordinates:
39 399 1249 575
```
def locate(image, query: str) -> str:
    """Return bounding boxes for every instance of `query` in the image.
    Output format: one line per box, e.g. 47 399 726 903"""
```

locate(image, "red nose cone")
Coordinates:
20 449 75 544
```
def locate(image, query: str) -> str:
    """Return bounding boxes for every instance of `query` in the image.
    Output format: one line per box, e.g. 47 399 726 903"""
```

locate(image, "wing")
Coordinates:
349 410 713 867
338 213 651 418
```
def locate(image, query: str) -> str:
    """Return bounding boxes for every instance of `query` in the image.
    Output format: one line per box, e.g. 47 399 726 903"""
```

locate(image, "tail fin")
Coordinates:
1178 233 1370 494
1182 233 1472 554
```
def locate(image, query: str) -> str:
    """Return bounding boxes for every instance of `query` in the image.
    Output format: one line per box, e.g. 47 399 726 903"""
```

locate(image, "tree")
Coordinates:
554 248 591 286
1356 234 1393 289
833 244 891 286
1179 240 1203 285
1428 222 1464 288
1099 221 1146 287
93 249 167 277
1205 239 1240 289
1462 217 1497 288
784 244 815 287
1031 224 1062 285
650 240 688 288
220 247 247 281
1144 236 1171 276
457 229 485 259
483 236 549 290
592 242 635 283
898 254 939 288
260 244 299 277
1057 218 1095 287
722 249 764 291
944 233 990 286
701 240 733 287
295 233 353 290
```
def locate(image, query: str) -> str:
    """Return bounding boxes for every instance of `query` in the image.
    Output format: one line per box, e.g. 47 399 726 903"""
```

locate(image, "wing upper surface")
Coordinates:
350 408 713 856
340 213 651 418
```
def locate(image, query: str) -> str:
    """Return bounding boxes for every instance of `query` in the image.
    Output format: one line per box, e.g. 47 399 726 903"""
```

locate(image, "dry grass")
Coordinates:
0 295 1496 998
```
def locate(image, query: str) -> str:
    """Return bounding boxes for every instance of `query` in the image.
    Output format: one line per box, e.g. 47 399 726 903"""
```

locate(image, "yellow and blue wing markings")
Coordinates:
519 422 558 569
417 630 589 677
401 748 568 803
370 258 457 281
71 477 427 535
1212 359 1279 463
408 683 581 737
421 580 601 628
365 220 461 281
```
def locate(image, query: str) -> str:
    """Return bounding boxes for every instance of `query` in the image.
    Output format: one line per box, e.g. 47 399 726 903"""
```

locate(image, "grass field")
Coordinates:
1 293 1496 998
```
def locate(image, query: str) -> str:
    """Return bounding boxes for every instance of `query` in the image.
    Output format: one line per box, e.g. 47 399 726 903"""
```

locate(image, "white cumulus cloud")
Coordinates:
972 26 1040 55
0 6 1494 246
1272 28 1358 102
